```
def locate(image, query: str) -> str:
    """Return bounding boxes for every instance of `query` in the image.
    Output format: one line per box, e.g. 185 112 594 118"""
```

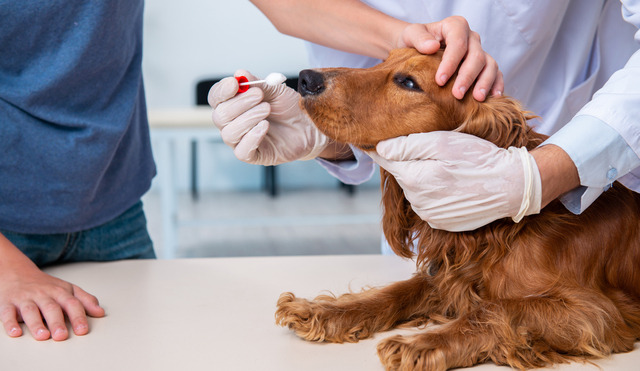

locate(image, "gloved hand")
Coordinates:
368 131 542 232
208 70 330 165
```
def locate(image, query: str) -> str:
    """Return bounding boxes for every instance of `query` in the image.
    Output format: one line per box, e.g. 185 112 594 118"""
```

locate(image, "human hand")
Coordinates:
0 239 105 341
209 70 330 165
369 131 541 232
396 16 504 101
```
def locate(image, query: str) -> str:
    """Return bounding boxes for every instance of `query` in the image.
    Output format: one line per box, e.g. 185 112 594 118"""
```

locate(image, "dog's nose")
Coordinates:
298 69 325 96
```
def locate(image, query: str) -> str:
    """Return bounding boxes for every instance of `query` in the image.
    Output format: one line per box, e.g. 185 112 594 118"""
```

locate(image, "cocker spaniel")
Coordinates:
275 48 640 371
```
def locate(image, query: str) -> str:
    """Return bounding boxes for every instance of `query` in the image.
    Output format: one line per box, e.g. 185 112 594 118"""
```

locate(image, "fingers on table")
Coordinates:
0 305 22 337
0 285 105 341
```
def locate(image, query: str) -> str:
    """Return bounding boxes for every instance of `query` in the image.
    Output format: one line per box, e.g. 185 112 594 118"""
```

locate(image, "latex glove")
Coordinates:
368 131 542 232
208 70 330 165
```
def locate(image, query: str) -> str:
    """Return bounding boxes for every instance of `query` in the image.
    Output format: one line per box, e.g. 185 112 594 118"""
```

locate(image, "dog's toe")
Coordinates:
377 334 447 371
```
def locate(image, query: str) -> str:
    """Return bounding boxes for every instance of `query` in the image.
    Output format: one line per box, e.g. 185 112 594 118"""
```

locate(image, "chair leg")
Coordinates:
264 165 278 197
340 181 356 196
190 140 198 200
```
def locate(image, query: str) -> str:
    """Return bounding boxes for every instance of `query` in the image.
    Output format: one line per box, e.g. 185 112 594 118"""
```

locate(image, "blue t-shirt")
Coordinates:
0 1 156 234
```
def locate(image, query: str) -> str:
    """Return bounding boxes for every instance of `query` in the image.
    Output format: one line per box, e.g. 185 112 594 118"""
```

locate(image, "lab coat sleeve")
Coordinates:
541 1 640 214
315 145 376 185
542 115 640 213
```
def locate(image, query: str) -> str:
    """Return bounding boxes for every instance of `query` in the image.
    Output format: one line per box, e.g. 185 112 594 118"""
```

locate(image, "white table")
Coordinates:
2 255 637 370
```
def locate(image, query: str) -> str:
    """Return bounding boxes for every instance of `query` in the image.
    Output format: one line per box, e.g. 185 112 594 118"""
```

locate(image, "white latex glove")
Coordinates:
368 131 542 232
208 70 330 165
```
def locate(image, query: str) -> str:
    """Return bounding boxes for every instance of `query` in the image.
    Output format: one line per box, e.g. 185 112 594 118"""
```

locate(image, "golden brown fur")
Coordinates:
275 48 640 370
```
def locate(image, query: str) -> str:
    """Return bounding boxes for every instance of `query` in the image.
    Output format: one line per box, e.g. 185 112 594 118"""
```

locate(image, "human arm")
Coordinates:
0 233 105 341
251 0 407 61
538 1 640 212
250 0 502 101
541 115 640 213
529 144 580 209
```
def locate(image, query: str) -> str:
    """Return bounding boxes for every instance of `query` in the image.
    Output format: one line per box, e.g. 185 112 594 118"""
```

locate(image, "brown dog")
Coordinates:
275 48 640 370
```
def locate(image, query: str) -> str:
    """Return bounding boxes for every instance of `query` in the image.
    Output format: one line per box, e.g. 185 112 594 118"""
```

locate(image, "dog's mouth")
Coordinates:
300 88 380 151
304 106 378 151
305 108 378 151
356 144 375 151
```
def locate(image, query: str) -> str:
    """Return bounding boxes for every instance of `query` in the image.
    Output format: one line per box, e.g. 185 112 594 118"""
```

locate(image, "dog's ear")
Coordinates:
380 169 421 259
455 96 543 150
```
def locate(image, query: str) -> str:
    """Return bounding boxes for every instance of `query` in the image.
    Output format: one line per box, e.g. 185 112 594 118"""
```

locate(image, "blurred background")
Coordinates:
141 1 382 259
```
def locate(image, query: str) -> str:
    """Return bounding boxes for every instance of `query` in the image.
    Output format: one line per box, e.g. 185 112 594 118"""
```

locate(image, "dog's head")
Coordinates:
298 48 545 260
298 48 543 151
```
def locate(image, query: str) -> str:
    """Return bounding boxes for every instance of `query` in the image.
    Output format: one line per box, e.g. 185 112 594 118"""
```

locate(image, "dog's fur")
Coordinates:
275 48 640 370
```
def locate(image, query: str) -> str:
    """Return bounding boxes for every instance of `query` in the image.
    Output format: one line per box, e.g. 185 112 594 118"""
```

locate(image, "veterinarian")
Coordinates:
210 0 640 237
0 2 156 341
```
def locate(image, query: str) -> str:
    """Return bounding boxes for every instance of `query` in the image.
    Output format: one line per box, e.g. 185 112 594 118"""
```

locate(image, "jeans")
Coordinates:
1 200 155 267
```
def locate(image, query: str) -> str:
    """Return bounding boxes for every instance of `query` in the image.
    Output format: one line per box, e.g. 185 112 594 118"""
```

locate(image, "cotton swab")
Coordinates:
241 73 287 86
235 73 287 93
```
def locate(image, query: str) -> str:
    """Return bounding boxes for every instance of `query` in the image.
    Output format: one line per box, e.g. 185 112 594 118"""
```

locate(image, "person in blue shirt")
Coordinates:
0 2 155 341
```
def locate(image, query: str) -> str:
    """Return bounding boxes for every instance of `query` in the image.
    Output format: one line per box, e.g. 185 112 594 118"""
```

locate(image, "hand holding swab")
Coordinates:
235 73 287 93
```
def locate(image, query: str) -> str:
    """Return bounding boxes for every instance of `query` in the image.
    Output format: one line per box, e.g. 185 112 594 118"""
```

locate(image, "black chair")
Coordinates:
192 76 354 199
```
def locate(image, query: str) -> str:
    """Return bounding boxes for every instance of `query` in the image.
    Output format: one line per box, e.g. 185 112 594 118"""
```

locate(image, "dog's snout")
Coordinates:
298 69 325 97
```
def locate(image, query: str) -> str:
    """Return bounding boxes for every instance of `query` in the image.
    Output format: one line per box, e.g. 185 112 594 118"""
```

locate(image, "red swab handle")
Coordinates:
235 76 249 94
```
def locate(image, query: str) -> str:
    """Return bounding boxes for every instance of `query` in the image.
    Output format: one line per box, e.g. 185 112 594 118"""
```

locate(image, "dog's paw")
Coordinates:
275 292 331 342
377 334 448 371
275 292 368 343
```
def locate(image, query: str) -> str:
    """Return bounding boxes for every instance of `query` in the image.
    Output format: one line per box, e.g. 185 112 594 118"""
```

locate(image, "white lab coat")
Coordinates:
313 0 640 214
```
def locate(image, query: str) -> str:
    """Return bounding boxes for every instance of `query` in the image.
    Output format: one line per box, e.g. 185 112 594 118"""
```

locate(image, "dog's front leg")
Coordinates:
275 273 436 343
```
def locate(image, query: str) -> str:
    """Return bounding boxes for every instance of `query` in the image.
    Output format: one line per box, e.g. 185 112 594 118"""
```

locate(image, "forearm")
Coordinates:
530 144 580 208
0 232 37 270
250 0 407 60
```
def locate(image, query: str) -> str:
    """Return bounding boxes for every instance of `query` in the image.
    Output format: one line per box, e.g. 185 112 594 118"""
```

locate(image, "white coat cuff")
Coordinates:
542 115 640 214
315 145 376 185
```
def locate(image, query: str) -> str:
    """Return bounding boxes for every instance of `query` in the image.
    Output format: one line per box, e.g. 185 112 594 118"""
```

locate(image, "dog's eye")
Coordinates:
393 74 421 91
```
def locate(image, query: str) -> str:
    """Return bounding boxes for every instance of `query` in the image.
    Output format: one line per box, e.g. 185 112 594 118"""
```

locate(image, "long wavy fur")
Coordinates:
277 49 640 371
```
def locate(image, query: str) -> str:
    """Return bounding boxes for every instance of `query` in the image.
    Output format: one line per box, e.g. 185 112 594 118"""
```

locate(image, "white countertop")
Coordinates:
2 255 638 370
147 106 213 128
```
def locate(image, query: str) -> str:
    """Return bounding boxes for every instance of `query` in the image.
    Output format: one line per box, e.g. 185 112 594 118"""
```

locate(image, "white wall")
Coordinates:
142 0 309 108
142 1 380 192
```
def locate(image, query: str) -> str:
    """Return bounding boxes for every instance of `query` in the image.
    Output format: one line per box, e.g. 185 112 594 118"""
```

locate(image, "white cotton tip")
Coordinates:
264 72 287 86
238 72 287 87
